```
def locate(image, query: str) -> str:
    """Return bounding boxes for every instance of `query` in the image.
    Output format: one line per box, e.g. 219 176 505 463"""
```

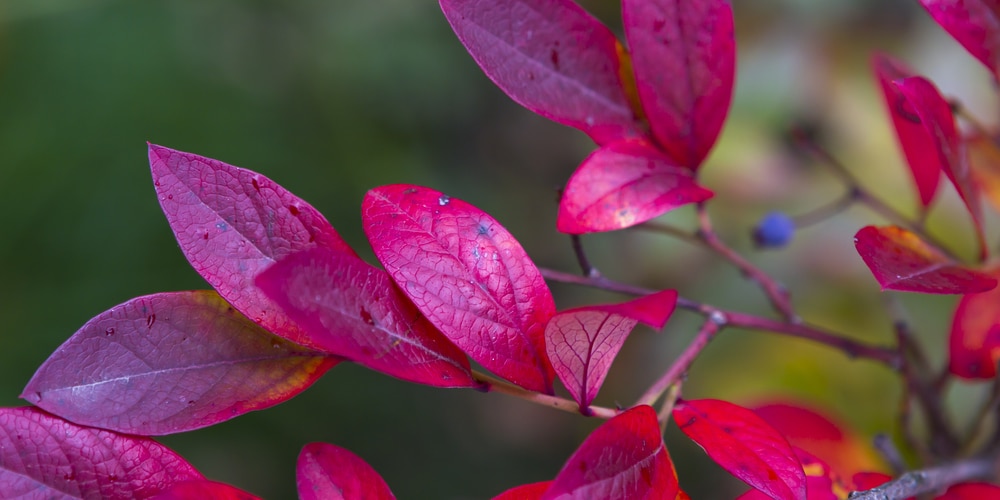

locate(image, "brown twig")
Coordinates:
570 234 599 278
471 370 619 419
637 315 725 407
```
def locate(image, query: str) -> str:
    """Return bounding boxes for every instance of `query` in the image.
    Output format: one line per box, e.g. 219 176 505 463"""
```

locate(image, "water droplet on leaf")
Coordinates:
438 194 451 206
104 327 115 336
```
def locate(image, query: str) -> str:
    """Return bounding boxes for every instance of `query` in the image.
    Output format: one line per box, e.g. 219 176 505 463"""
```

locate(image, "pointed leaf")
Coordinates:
949 268 1000 379
546 290 677 410
493 481 552 500
674 399 806 500
853 226 996 294
541 405 678 499
557 139 714 234
622 0 735 168
22 291 337 435
918 0 1000 77
152 480 260 500
297 442 395 500
0 406 203 498
363 185 556 393
872 54 941 208
257 247 475 388
149 144 354 347
439 0 645 145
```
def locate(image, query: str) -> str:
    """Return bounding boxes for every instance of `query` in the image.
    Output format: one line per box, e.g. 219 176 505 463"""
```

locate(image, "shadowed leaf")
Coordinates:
151 480 260 500
918 0 1000 77
736 449 843 500
949 267 1000 379
297 442 395 500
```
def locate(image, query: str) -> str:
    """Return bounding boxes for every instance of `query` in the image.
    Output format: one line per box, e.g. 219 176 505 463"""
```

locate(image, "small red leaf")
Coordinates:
622 0 735 168
149 144 354 346
854 226 996 294
152 480 260 500
297 442 395 500
493 481 553 500
557 139 713 234
546 290 677 409
949 268 1000 379
363 185 556 393
736 449 844 500
918 0 1000 77
257 246 476 388
850 472 892 491
22 291 337 435
872 54 941 208
674 399 806 500
0 406 203 498
439 0 645 144
541 405 679 499
936 482 1000 499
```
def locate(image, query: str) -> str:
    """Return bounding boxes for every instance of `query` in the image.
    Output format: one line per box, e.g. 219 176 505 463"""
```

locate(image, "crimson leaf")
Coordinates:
362 185 556 394
0 406 203 498
674 399 806 500
918 0 1000 77
256 246 475 388
22 291 337 435
736 449 842 500
151 480 260 500
936 482 1000 499
439 0 645 145
493 481 553 500
297 442 395 500
949 269 1000 379
622 0 735 168
556 139 713 234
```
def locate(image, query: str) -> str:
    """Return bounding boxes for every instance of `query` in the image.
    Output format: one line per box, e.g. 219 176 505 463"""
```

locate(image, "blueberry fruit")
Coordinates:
753 211 795 248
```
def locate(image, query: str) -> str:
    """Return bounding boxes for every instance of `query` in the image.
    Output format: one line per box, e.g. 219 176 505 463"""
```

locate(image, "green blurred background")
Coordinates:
1 0 997 497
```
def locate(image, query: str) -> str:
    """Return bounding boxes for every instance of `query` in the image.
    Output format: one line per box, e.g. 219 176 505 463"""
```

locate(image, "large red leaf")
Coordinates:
737 449 844 500
541 405 678 499
22 291 337 435
297 442 395 500
256 246 475 388
493 481 553 500
674 399 806 500
936 482 1000 499
872 54 941 208
918 0 1000 77
362 185 556 394
439 0 645 145
949 268 1000 379
151 480 260 500
0 406 203 498
622 0 735 168
149 144 354 347
546 290 677 410
853 226 996 294
557 139 714 234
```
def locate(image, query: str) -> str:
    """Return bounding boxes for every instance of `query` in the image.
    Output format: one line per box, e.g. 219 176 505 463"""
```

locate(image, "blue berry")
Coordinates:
753 211 795 248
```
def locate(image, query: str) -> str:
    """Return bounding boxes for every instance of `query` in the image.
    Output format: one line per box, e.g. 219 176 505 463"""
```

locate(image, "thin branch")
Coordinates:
471 370 619 419
873 434 907 475
570 234 599 278
637 315 725 407
961 372 1000 455
792 188 860 229
848 453 998 499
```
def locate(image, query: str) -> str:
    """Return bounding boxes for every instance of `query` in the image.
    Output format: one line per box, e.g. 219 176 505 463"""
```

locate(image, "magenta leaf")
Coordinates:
493 481 553 500
918 0 1000 77
439 0 645 145
22 291 337 435
151 480 260 500
149 144 354 348
546 290 677 410
362 184 556 394
256 246 476 388
854 225 996 294
297 442 395 500
0 406 203 498
872 54 941 208
948 268 1000 379
674 399 806 500
622 0 735 168
557 139 714 234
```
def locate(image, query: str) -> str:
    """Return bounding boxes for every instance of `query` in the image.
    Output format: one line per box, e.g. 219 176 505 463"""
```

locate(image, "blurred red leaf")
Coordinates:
949 267 1000 378
22 291 337 435
151 480 260 500
622 0 735 168
936 482 1000 499
674 399 806 500
257 247 475 388
545 290 677 410
297 442 395 500
967 132 1000 213
0 406 203 498
918 0 1000 77
493 481 552 500
542 405 678 499
149 144 354 347
557 139 713 233
439 0 645 144
854 226 996 294
736 450 846 500
362 185 556 393
872 54 941 208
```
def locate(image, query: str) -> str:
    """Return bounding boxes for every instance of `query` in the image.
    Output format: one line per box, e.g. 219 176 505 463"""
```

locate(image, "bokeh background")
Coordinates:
1 0 998 497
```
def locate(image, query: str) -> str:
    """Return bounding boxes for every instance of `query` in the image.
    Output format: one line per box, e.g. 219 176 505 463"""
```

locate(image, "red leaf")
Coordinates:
297 442 395 500
542 405 678 499
622 0 735 168
22 291 337 435
492 481 553 500
949 268 1000 378
872 54 941 208
850 472 892 491
556 139 714 234
152 480 260 500
736 450 845 500
362 185 556 393
0 406 203 498
439 0 645 145
256 247 475 388
149 144 354 347
546 290 677 410
918 0 1000 77
674 399 806 500
936 482 1000 499
853 226 996 294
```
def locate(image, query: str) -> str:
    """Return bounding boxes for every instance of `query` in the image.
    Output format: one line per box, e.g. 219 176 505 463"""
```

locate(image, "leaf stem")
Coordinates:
471 370 619 419
637 316 724 407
